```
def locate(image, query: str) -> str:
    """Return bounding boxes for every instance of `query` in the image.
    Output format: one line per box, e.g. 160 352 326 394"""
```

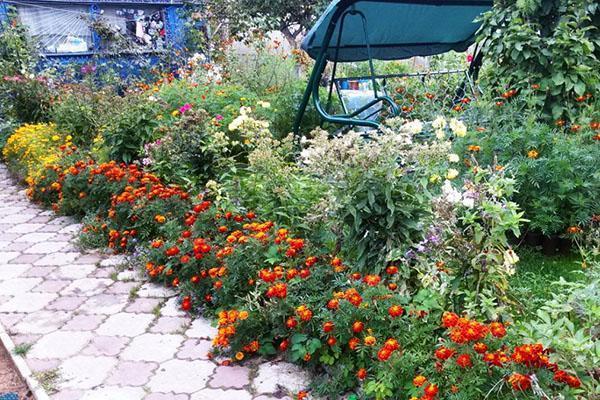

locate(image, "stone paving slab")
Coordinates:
0 163 311 400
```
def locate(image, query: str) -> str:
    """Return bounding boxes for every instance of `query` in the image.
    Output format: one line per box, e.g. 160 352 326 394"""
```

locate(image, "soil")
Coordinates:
0 340 33 400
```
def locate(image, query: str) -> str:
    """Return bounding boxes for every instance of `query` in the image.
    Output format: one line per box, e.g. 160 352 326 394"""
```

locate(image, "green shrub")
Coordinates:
51 85 115 147
101 94 162 163
478 0 599 121
454 107 600 236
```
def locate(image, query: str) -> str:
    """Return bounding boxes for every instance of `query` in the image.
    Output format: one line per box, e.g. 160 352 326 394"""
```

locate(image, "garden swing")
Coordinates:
293 0 493 134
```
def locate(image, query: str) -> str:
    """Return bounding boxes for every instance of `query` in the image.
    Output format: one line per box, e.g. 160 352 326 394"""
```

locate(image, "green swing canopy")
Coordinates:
301 0 492 62
294 0 493 133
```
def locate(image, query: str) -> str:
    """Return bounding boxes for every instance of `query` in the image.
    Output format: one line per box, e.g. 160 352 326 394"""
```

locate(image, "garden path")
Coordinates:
0 164 309 400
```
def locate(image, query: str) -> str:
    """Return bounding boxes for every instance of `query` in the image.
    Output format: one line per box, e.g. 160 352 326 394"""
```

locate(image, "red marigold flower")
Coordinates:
412 375 427 387
348 337 360 350
327 336 337 346
363 274 381 286
473 342 488 354
456 353 472 368
352 321 364 334
323 321 335 333
388 305 404 318
441 312 459 328
279 339 289 351
383 338 399 351
286 317 298 329
327 299 339 310
356 368 367 380
424 383 439 397
508 373 531 391
434 346 455 360
489 322 506 338
377 347 392 361
386 265 399 275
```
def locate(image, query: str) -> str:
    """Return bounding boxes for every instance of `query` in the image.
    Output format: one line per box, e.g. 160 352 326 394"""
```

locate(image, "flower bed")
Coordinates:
2 122 589 399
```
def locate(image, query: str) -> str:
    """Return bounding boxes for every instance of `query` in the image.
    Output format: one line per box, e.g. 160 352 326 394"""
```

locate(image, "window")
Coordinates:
96 5 167 52
17 3 92 54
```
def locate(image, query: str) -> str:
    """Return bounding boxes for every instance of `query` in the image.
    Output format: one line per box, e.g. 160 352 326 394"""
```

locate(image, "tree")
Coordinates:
202 0 329 48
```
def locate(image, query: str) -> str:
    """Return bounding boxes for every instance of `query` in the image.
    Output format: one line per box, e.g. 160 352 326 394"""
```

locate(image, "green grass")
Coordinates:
510 246 585 317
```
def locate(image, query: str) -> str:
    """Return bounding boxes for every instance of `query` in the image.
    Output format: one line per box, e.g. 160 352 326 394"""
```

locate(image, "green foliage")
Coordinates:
478 0 600 121
454 103 600 236
0 76 53 124
0 8 37 76
517 267 600 394
101 94 162 163
221 135 329 235
203 0 328 46
144 109 218 187
51 85 115 147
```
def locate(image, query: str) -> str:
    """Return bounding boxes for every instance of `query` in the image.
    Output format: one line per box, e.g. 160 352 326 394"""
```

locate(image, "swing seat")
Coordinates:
294 0 493 134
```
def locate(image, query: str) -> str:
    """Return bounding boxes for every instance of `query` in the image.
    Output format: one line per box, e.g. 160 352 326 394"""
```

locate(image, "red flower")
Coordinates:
424 383 439 397
323 321 335 333
356 368 367 380
490 322 507 338
388 305 404 318
362 274 381 286
352 321 364 334
508 373 531 391
473 342 488 354
413 375 427 387
456 353 472 368
441 312 459 328
434 346 455 360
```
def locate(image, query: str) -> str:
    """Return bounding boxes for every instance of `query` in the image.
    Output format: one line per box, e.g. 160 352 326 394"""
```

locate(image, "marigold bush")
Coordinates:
2 123 71 182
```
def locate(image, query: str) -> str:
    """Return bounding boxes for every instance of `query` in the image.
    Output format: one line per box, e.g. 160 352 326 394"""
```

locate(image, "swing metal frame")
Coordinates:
293 0 489 135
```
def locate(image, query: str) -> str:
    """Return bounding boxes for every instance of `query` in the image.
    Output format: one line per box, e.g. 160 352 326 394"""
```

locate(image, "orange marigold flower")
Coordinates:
388 305 404 318
508 373 531 391
352 321 364 334
356 368 367 380
527 149 539 159
456 353 473 368
413 375 427 387
424 383 439 397
441 311 459 328
364 336 376 346
154 215 166 224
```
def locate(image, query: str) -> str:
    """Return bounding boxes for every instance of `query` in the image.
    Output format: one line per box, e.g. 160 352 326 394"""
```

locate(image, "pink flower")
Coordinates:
215 114 224 121
179 103 192 114
466 54 473 63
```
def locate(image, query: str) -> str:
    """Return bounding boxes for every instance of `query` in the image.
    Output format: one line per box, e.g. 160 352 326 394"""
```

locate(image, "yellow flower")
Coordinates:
429 174 442 184
66 135 73 141
527 149 539 159
446 168 459 180
171 110 180 117
51 135 60 141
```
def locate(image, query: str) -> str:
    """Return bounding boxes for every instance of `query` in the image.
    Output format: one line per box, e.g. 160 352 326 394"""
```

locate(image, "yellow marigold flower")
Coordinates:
527 149 539 159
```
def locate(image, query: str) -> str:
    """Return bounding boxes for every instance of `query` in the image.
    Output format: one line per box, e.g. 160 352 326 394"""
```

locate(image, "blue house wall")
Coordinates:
0 0 188 75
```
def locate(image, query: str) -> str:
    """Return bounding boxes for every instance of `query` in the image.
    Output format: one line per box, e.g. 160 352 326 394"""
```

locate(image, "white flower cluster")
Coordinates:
441 180 476 209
